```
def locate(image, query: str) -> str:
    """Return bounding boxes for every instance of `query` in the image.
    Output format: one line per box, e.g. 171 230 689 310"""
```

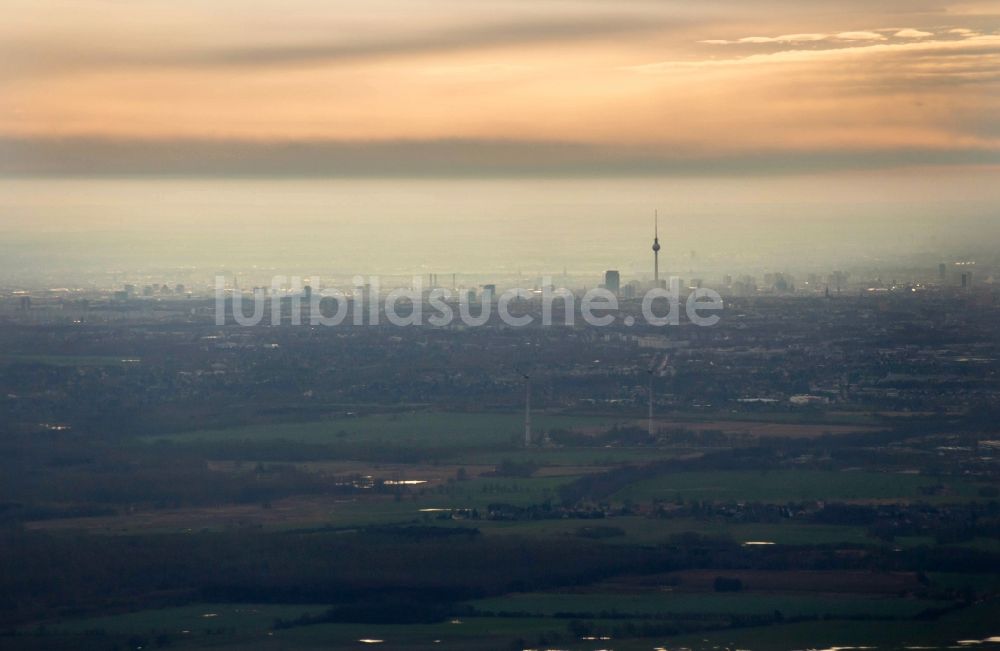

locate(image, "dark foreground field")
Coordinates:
2 405 999 651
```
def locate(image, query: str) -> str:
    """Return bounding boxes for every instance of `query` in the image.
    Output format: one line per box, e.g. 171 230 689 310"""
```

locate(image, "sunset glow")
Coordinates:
3 0 998 175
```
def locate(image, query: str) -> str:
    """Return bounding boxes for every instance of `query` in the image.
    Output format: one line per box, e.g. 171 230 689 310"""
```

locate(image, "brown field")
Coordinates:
572 418 878 439
563 418 878 439
659 420 880 438
207 460 495 481
207 460 604 479
23 495 391 534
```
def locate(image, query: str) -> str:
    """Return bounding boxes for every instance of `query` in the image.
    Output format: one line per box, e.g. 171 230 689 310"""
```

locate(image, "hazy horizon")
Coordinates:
2 0 998 284
1 172 998 287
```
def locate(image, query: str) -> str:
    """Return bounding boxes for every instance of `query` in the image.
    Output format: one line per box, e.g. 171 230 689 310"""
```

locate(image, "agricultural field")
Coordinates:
657 601 1000 651
8 408 999 650
144 409 881 451
438 515 877 546
145 411 623 449
613 469 988 503
466 591 949 618
28 603 332 636
20 596 995 651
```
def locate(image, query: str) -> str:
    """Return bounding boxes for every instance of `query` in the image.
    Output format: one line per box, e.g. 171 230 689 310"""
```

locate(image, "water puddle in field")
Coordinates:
955 639 1000 645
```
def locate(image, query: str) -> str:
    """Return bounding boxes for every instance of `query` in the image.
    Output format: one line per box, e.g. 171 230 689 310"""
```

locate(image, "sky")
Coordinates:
1 1 999 281
2 0 999 176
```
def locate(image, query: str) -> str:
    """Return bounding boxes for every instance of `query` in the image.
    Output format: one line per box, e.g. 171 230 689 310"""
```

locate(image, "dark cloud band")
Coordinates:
3 137 998 177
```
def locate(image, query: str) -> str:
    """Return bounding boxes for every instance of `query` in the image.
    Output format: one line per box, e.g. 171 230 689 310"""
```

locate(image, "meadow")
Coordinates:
146 411 622 450
613 469 986 503
466 591 950 618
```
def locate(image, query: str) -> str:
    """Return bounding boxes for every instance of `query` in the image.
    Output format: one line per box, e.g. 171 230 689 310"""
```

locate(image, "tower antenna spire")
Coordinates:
652 209 661 284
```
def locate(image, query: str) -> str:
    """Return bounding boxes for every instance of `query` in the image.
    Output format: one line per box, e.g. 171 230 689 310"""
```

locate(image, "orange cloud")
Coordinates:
1 0 997 175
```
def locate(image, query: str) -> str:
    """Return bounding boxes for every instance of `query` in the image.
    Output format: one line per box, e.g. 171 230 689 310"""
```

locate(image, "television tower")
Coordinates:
652 210 661 284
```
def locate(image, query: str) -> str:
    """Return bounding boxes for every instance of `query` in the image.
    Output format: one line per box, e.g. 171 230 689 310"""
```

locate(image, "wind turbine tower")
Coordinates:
522 371 532 447
647 368 655 437
648 354 669 437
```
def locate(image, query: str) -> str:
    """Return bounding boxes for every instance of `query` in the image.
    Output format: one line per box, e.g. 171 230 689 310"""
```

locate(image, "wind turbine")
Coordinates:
515 366 532 447
646 354 670 437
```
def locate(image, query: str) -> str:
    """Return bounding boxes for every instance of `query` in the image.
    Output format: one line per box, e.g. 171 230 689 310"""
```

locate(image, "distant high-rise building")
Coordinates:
961 272 973 289
604 270 620 295
481 284 496 303
772 273 791 292
829 271 846 294
18 295 31 311
939 263 947 281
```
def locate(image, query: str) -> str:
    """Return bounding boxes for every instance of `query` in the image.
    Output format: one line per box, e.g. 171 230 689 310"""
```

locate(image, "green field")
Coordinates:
417 475 576 508
27 597 989 651
467 591 950 618
146 411 623 449
269 616 567 649
654 600 1000 651
449 446 692 466
929 572 1000 593
30 603 332 635
27 612 571 651
613 469 985 503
